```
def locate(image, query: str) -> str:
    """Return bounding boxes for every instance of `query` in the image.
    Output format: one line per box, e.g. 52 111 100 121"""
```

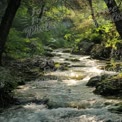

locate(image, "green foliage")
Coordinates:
6 28 44 58
96 24 120 48
0 67 22 107
5 0 122 59
47 38 70 48
0 67 18 92
6 1 74 58
13 6 30 30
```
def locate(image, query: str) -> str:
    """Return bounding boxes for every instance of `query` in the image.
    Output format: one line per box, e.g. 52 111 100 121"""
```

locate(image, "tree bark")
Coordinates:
104 0 122 38
0 0 21 65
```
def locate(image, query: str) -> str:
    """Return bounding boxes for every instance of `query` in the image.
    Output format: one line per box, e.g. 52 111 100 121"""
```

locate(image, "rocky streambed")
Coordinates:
0 49 122 122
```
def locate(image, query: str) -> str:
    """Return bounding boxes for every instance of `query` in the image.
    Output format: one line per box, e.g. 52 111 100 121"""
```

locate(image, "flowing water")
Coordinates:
0 49 122 122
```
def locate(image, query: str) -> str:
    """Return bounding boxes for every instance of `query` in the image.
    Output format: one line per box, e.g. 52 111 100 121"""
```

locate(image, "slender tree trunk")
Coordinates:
104 0 122 38
38 0 45 19
0 0 21 65
88 0 99 28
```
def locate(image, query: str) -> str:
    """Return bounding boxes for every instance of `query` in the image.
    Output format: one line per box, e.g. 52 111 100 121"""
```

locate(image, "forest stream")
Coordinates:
0 49 122 122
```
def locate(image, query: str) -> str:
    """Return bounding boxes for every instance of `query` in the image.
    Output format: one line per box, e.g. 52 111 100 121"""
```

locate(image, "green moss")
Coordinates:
55 63 61 68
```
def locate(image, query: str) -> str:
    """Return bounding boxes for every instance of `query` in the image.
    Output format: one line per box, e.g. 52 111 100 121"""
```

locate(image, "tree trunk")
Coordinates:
38 0 46 19
88 0 99 28
104 0 122 38
0 0 21 65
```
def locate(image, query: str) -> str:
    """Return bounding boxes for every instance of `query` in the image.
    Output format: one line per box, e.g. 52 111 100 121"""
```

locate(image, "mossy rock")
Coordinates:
105 62 122 72
71 40 94 55
90 44 111 60
94 76 122 96
86 76 102 87
86 74 110 87
55 63 61 68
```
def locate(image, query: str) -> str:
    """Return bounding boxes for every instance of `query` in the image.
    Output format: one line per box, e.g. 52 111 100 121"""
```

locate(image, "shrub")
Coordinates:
6 28 44 58
0 67 19 107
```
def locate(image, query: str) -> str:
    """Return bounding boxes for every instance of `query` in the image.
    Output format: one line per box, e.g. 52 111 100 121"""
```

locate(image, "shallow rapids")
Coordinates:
0 49 122 122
